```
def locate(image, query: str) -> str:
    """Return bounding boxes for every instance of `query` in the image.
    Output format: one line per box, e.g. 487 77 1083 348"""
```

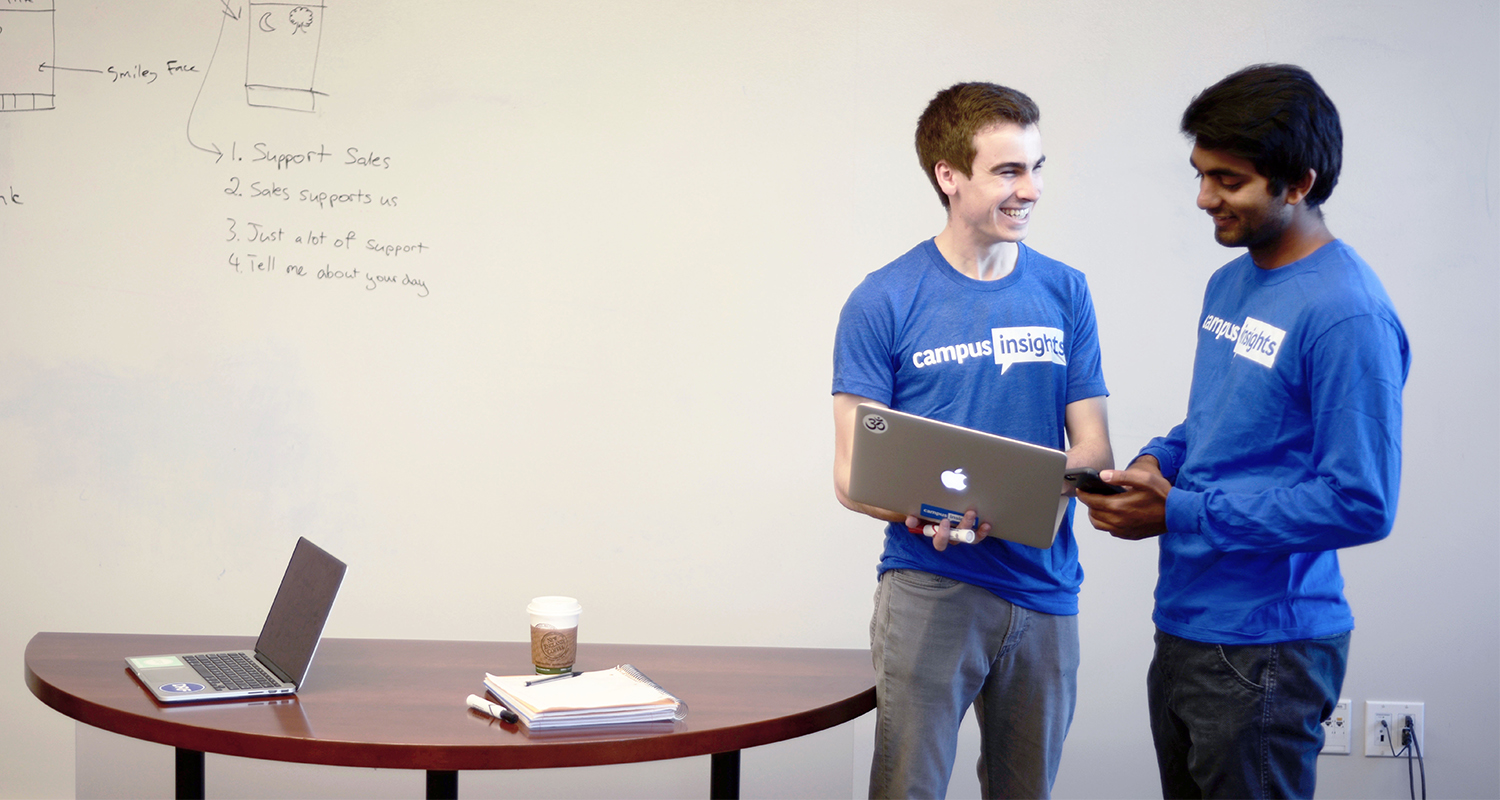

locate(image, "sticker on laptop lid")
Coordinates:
861 412 889 434
919 504 966 525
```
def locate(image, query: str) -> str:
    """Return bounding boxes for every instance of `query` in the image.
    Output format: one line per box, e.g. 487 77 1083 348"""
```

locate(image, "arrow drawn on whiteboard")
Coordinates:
37 63 104 74
186 3 242 161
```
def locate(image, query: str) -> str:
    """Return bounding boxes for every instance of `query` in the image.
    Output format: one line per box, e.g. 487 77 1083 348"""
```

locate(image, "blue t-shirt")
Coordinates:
1138 240 1410 644
833 239 1108 615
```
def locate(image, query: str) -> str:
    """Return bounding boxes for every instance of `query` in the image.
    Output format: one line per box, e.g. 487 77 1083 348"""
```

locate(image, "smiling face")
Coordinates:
940 122 1044 246
1190 144 1294 251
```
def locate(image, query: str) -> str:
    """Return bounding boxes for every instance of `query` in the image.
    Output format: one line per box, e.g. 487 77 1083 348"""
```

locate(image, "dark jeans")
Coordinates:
1147 628 1349 799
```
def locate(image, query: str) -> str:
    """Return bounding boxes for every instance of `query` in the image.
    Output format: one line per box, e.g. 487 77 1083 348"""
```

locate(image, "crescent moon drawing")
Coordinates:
258 12 276 32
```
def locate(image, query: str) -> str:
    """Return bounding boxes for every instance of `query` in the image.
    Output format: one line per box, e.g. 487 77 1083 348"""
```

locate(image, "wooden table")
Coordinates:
25 632 876 799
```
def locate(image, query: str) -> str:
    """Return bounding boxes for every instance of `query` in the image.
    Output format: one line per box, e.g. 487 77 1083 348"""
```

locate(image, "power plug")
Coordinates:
1364 701 1423 757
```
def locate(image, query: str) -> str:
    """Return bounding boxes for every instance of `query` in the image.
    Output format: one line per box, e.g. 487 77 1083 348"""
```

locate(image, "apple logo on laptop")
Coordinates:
941 468 968 492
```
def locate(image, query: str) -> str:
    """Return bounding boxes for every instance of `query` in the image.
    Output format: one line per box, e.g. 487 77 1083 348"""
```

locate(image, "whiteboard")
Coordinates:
3 3 1498 797
2 0 901 646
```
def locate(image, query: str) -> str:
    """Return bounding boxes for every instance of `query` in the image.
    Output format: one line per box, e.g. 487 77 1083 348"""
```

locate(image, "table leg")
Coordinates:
175 747 205 800
709 750 740 799
426 769 458 799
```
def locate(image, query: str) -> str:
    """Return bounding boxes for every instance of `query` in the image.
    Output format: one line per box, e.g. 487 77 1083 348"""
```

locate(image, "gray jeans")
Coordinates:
869 569 1079 799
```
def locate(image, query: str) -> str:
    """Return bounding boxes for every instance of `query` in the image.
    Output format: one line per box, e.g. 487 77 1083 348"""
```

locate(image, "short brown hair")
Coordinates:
916 82 1040 208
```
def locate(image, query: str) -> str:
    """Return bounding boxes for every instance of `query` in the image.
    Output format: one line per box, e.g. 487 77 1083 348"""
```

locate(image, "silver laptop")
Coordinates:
126 537 347 703
847 404 1070 549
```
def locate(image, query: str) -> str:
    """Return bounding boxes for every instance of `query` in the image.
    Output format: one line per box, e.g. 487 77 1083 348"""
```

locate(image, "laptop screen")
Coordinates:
254 537 347 685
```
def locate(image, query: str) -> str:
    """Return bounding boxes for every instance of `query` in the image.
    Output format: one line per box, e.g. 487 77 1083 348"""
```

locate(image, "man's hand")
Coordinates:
1073 457 1172 540
905 510 990 552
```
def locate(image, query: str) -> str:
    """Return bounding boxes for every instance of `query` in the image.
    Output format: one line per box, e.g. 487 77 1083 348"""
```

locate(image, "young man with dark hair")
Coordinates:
833 82 1112 799
1077 64 1410 798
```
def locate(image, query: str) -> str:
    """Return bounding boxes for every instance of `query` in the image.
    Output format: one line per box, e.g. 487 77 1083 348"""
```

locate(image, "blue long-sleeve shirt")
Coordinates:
1139 240 1409 644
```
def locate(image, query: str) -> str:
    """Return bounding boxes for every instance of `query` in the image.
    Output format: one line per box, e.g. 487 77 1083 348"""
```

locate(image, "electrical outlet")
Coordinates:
1364 701 1423 757
1321 698 1351 754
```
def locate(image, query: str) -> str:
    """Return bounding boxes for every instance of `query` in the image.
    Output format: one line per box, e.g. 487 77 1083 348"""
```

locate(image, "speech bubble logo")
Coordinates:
1233 316 1286 368
991 326 1067 374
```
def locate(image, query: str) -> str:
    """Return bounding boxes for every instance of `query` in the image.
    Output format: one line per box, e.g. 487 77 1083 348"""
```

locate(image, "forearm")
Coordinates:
1063 395 1114 471
1166 461 1398 554
833 393 907 526
834 483 909 525
1136 424 1187 481
1066 437 1113 471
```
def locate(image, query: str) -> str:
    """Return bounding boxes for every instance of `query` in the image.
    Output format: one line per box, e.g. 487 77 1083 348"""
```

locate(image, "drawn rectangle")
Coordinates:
0 0 56 111
246 1 327 112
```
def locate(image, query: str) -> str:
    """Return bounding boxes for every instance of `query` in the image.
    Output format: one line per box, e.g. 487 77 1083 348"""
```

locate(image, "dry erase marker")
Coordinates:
466 693 518 723
922 524 976 544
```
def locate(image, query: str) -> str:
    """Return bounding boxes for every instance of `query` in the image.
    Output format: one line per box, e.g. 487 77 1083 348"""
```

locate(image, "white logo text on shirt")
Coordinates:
909 326 1067 374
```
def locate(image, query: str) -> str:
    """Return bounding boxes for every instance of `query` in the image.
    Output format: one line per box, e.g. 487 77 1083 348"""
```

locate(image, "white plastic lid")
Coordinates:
527 596 581 616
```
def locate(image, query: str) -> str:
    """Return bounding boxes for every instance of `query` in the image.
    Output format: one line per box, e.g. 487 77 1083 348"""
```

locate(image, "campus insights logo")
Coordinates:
1201 313 1286 368
1233 317 1286 367
991 326 1067 373
909 326 1067 373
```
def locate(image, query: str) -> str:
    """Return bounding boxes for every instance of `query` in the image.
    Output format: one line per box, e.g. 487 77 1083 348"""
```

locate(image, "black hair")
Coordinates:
1181 64 1342 207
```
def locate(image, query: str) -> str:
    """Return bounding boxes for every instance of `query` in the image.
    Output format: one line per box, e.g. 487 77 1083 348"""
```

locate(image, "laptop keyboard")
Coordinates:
184 652 283 691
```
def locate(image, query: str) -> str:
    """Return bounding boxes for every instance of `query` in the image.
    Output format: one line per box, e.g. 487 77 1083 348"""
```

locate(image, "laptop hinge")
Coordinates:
256 651 295 685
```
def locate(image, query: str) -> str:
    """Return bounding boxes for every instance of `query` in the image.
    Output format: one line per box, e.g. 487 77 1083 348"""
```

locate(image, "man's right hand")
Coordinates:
906 510 990 552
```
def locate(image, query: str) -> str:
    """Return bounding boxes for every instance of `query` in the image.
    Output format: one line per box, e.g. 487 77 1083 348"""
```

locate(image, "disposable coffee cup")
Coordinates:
527 596 581 674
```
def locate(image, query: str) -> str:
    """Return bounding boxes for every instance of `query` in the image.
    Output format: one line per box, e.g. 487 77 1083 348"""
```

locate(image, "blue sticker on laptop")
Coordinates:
919 504 966 525
159 682 206 694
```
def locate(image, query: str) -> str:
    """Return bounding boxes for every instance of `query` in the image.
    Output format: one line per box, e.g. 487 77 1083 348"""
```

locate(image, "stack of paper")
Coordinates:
482 665 687 730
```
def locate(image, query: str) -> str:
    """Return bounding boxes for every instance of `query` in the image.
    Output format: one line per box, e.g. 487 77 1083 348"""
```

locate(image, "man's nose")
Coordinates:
1017 171 1041 201
1196 178 1217 210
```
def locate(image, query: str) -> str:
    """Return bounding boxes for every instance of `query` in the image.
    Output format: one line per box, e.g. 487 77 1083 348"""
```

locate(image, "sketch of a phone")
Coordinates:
0 0 56 112
246 2 327 112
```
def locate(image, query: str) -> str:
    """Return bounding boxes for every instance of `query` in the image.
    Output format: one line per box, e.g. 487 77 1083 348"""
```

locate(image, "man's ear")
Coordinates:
1284 168 1318 206
934 160 961 200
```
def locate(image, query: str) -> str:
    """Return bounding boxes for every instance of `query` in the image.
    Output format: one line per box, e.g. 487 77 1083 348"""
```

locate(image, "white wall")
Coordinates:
4 1 1496 798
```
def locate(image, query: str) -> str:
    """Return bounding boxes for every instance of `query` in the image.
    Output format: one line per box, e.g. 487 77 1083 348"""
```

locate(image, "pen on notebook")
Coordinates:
466 693 518 723
525 671 582 686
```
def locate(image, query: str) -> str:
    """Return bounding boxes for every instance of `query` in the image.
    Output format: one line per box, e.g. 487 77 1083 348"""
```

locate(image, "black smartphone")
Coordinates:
1064 467 1127 495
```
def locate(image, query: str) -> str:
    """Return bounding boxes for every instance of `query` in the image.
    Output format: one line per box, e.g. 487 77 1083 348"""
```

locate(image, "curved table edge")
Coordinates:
26 633 877 771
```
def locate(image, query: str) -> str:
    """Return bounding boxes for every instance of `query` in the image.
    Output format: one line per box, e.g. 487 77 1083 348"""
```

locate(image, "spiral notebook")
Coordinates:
482 665 687 730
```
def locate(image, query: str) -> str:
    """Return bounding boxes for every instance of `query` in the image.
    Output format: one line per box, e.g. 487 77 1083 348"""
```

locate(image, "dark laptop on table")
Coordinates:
126 537 347 703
